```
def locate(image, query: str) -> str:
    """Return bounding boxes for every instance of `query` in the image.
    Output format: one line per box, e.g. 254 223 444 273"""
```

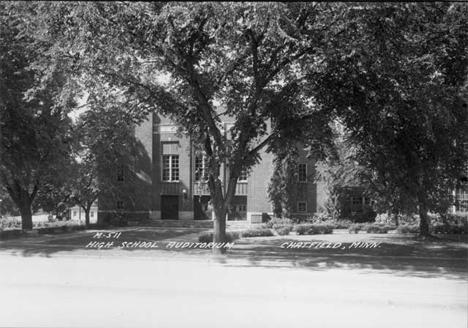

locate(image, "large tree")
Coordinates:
310 3 468 235
0 4 77 230
22 2 340 250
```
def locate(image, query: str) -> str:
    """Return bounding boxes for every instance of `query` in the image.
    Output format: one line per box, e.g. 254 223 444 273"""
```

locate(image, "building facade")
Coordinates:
98 112 326 224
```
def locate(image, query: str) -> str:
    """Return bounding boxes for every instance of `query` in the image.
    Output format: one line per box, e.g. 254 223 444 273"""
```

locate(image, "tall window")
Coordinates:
298 163 307 182
163 155 179 181
455 183 468 212
195 155 207 181
239 168 248 182
116 164 125 182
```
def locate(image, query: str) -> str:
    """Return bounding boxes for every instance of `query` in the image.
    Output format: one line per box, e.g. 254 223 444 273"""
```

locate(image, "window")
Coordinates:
162 155 179 181
239 169 248 182
455 183 468 212
352 197 363 206
116 164 125 182
116 200 124 210
298 163 307 182
297 201 307 212
90 211 94 218
73 211 77 217
195 155 207 181
238 205 247 212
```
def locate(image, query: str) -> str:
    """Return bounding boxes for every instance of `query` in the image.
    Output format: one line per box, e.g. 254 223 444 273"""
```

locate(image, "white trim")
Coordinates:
162 154 180 182
155 124 177 133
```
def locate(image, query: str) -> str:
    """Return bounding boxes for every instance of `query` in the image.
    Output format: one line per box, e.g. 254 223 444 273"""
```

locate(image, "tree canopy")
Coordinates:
0 4 77 229
20 1 341 246
309 3 468 235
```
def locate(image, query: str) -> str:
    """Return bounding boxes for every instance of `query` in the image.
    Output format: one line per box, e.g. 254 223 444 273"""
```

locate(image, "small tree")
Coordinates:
268 152 299 219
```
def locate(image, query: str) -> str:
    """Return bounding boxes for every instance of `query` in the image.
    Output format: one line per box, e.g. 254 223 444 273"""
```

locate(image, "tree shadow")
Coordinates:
1 230 467 281
216 234 468 280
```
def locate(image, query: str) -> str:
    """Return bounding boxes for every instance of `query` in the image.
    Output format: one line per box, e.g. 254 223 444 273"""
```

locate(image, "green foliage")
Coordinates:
264 218 293 229
332 220 353 229
315 123 367 220
0 4 78 230
348 224 362 234
348 207 377 223
349 223 395 234
0 217 22 231
363 224 395 234
240 228 274 238
310 3 468 236
267 153 300 218
23 2 340 241
396 224 420 234
295 223 334 235
274 226 292 236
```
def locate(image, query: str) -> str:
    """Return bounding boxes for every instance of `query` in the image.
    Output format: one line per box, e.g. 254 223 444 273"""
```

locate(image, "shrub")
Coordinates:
295 223 334 235
349 207 377 223
397 224 420 234
431 222 468 234
0 217 21 231
332 220 353 229
312 212 333 222
274 226 292 236
240 228 274 238
198 231 241 243
364 224 395 234
264 218 293 229
348 224 362 234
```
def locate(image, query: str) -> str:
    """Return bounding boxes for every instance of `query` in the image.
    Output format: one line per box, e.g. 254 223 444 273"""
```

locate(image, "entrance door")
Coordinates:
161 195 179 220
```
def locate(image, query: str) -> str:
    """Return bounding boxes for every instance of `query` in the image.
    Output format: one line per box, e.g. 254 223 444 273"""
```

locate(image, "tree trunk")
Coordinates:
19 204 33 230
418 200 431 236
212 204 227 254
392 210 399 227
84 207 90 228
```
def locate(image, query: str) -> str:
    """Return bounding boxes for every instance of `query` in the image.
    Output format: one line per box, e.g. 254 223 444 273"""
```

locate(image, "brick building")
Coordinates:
97 112 327 224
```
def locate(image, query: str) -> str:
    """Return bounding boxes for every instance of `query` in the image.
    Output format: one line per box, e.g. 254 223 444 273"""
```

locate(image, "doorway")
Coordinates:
161 195 179 220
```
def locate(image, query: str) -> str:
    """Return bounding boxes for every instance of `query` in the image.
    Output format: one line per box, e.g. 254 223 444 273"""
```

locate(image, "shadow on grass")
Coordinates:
214 234 468 280
0 227 208 258
1 228 467 281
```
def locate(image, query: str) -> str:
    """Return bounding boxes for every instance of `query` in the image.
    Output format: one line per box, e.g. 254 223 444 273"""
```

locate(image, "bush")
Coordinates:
0 217 22 231
198 231 241 243
332 219 353 229
295 223 334 235
431 222 468 234
240 228 274 238
348 224 362 234
349 207 377 223
397 224 420 234
264 218 293 229
274 226 292 236
312 212 333 222
363 223 395 234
